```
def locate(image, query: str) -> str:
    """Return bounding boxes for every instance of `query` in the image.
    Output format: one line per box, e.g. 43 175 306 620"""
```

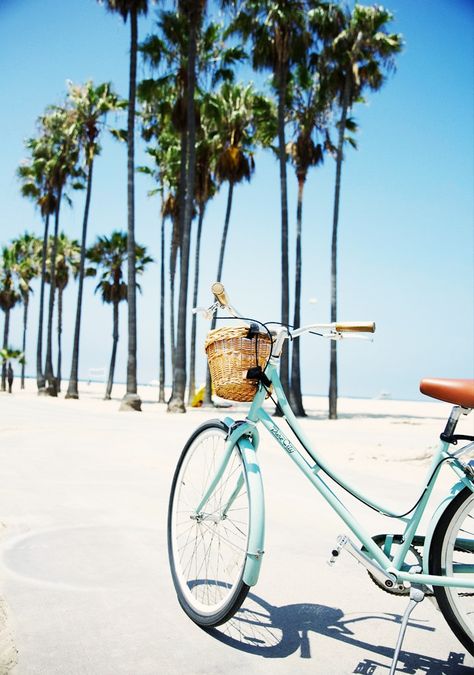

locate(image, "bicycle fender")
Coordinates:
223 416 260 449
237 435 265 587
422 480 471 575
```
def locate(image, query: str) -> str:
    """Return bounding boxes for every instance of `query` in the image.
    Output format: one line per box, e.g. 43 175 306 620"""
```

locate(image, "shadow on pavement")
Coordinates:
208 591 471 673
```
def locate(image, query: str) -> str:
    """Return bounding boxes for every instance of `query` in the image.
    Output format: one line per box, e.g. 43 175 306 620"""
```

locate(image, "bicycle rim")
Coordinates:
168 422 250 625
430 487 474 654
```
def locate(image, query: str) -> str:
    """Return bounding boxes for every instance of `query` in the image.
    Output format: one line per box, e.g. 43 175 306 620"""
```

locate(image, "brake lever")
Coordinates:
344 334 374 342
193 302 218 320
327 332 374 342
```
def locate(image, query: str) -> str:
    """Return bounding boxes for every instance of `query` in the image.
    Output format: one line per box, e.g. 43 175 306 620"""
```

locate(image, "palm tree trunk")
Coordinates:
105 300 119 400
168 133 187 383
204 180 235 405
277 58 290 404
329 74 351 420
169 214 180 380
66 159 94 399
168 150 186 398
216 181 234 283
21 294 29 389
36 212 50 391
187 203 206 406
169 248 176 378
177 126 188 253
290 176 306 416
120 7 141 412
168 14 198 413
159 212 166 403
166 137 186 388
1 308 10 391
56 286 63 392
44 192 62 396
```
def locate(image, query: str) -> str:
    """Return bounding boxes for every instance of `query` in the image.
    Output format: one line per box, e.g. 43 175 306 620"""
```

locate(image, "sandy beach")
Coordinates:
0 380 473 674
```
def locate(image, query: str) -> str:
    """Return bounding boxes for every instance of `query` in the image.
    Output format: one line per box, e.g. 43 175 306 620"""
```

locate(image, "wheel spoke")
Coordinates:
169 424 251 624
431 487 474 652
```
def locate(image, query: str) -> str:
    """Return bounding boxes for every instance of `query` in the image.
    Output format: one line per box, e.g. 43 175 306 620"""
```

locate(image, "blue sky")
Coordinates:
0 0 473 401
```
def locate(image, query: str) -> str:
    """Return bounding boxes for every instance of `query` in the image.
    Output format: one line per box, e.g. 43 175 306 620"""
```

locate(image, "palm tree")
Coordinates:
165 188 180 381
39 105 81 396
141 10 189 279
158 204 168 404
145 133 181 395
229 0 311 400
0 247 20 392
167 0 207 413
11 232 42 389
140 15 243 406
17 139 57 392
138 75 181 403
100 0 149 411
187 127 216 406
87 231 152 400
66 81 124 400
0 348 25 393
209 82 273 282
49 233 81 391
202 81 276 404
318 3 402 419
286 58 334 416
156 142 181 403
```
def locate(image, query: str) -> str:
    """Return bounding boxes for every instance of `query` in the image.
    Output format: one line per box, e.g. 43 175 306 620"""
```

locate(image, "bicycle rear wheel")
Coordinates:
168 420 251 627
429 486 474 655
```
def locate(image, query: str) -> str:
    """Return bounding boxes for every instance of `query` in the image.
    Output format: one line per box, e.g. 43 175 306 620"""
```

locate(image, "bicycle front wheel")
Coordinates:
429 486 474 655
168 420 251 627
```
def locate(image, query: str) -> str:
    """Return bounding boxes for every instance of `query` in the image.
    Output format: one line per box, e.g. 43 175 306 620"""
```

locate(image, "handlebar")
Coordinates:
198 282 376 345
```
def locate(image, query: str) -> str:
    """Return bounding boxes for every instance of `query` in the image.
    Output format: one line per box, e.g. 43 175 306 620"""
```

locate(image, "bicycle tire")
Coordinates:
167 420 251 627
428 486 474 655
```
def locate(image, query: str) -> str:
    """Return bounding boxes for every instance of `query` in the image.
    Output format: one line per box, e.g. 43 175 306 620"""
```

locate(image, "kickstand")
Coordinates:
389 570 426 675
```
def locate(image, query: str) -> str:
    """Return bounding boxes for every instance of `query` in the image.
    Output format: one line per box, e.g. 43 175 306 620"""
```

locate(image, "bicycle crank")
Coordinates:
365 534 432 596
328 534 399 590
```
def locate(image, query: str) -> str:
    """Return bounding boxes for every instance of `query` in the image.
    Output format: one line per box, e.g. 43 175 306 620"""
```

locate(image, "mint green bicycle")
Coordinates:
168 283 474 672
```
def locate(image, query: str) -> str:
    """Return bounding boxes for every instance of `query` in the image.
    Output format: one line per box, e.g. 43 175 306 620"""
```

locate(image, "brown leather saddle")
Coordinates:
420 378 474 409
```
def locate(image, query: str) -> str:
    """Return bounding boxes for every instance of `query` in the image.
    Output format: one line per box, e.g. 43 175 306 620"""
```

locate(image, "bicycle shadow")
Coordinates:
207 591 471 673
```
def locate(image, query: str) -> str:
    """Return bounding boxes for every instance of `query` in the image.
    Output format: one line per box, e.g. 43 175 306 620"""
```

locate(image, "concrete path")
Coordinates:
0 387 473 674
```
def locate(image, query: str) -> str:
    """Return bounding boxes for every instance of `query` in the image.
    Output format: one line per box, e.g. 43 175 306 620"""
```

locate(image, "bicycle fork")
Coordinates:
194 419 266 588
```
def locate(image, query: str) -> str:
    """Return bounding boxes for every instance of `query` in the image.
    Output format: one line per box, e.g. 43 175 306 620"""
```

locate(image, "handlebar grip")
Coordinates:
335 322 376 333
211 281 229 307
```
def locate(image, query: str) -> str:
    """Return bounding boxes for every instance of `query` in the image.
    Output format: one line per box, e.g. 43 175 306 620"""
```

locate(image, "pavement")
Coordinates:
0 385 473 674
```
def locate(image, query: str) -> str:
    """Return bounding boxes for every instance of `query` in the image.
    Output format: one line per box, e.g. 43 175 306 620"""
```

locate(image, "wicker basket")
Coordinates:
205 326 272 402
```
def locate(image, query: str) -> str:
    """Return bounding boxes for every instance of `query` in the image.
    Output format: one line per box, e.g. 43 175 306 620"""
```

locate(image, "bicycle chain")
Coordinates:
368 540 473 597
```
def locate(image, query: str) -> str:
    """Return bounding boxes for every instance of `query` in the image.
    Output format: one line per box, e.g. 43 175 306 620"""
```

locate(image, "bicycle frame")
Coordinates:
198 361 474 590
